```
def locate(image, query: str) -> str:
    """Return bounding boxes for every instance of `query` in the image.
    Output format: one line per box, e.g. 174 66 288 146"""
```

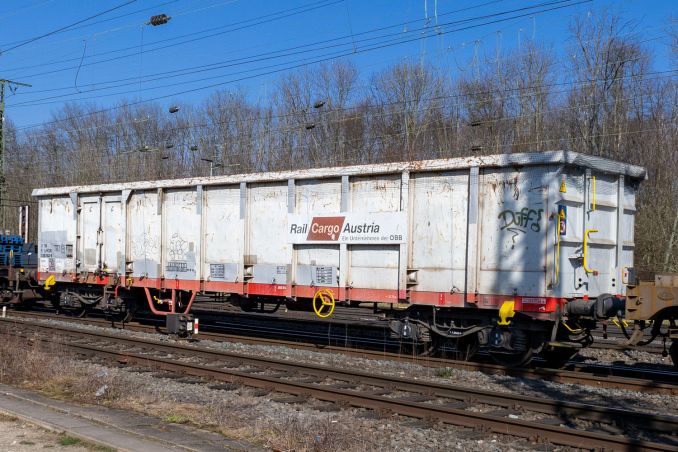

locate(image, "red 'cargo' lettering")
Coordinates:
307 216 345 241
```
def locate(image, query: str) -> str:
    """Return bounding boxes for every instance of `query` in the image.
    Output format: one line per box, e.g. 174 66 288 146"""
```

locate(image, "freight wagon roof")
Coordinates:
32 150 646 197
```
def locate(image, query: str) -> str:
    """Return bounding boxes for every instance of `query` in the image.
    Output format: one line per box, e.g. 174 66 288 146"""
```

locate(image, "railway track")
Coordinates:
6 310 678 395
1 316 676 451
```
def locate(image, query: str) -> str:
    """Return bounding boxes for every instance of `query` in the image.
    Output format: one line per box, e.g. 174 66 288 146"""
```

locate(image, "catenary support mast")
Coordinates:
0 79 31 230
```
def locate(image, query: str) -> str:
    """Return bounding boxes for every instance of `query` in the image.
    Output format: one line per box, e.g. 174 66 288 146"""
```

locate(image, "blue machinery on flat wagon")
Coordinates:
0 233 40 305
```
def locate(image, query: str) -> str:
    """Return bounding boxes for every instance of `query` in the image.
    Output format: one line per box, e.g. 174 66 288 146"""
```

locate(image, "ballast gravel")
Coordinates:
578 344 672 367
99 363 560 452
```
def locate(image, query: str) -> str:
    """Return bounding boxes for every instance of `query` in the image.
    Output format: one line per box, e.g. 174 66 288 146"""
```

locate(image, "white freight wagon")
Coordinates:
32 151 646 364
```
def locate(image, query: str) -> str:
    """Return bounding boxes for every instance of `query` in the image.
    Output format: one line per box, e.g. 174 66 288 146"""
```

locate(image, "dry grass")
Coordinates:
0 331 362 451
0 331 127 404
261 414 360 452
0 413 17 422
0 333 68 386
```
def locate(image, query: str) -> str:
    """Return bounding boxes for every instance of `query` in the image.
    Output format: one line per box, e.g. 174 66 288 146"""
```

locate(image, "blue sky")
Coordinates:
0 0 675 132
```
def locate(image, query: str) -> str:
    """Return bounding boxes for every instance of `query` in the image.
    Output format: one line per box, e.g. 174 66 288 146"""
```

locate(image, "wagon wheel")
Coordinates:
488 328 536 367
65 306 89 318
103 299 136 324
59 302 89 318
490 348 534 368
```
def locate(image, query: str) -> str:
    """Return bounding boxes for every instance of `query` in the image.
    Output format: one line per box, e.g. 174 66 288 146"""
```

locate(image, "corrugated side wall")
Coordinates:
36 159 637 304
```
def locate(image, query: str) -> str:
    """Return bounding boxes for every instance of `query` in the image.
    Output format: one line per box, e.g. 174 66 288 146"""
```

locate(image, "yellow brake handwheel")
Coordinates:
44 275 56 291
312 288 336 318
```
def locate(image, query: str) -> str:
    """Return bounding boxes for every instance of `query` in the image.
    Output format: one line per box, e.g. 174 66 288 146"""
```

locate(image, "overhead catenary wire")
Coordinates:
0 0 55 22
8 0 575 93
8 2 544 99
20 124 673 182
8 21 662 127
4 18 527 145
3 0 346 78
0 0 180 49
14 72 674 156
7 0 659 84
2 0 350 73
9 3 658 110
8 38 660 109
9 1 587 110
0 0 138 55
12 0 592 133
0 1 668 140
14 88 675 174
13 65 675 144
0 0 236 70
3 0 668 173
82 80 678 148
10 0 660 143
9 17 516 98
2 0 505 77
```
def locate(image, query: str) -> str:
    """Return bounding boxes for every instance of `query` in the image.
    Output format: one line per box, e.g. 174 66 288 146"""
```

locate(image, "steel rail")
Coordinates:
3 318 677 452
6 311 678 395
9 303 667 354
3 319 678 431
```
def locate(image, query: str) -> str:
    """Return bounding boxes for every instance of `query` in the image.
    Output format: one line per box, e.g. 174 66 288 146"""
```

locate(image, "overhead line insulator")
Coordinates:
147 14 171 26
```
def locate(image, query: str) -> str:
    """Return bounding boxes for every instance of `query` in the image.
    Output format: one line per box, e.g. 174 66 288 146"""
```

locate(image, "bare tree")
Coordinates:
2 8 676 272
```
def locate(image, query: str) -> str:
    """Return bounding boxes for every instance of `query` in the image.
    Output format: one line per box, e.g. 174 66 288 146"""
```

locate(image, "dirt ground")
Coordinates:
0 413 94 452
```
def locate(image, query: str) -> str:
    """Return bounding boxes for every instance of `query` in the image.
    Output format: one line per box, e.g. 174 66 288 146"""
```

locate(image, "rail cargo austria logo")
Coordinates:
288 212 406 245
